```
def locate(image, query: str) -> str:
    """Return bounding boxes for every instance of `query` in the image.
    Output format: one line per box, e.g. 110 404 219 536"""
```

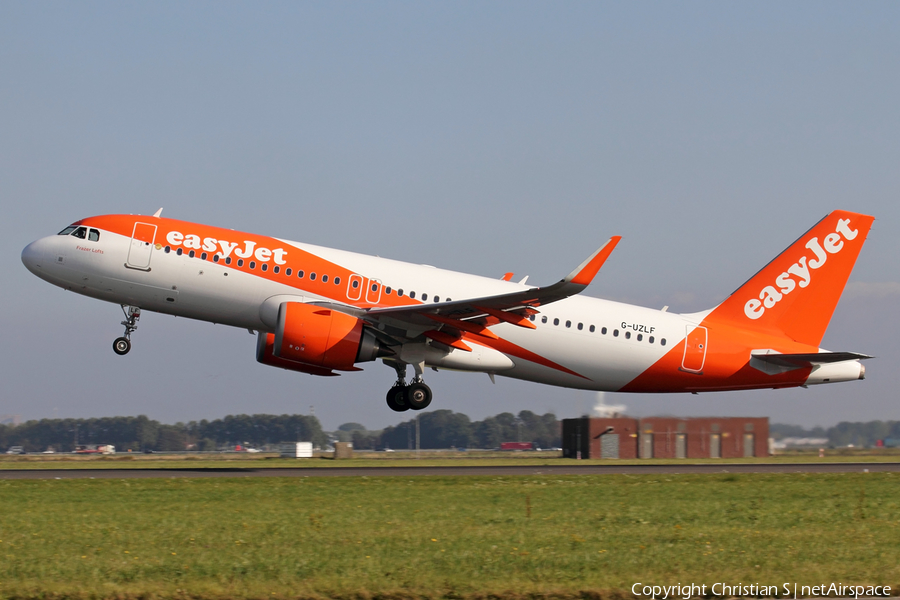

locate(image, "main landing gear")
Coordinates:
113 305 141 356
385 361 433 412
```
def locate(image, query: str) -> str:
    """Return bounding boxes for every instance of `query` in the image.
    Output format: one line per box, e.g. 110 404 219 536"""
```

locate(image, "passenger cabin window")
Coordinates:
285 267 291 276
88 229 100 242
72 227 87 239
409 291 416 299
321 274 328 283
334 277 341 285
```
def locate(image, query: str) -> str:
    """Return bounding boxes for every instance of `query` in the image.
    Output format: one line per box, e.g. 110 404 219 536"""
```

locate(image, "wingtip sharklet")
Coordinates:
565 236 622 286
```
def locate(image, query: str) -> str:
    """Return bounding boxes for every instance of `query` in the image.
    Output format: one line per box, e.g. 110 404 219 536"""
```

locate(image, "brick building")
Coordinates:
562 416 768 459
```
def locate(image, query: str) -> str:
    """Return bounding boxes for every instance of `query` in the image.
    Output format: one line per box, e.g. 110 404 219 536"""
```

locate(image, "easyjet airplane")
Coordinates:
21 209 873 412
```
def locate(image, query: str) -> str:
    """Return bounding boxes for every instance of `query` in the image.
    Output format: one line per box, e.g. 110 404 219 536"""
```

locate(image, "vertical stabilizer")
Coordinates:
707 210 874 346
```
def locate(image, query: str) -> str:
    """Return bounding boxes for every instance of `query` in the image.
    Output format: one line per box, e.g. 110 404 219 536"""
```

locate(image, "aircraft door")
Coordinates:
681 325 708 373
126 222 157 271
365 278 382 304
347 274 363 301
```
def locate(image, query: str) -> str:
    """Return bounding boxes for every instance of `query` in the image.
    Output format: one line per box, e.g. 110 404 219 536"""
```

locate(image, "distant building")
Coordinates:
562 416 769 459
0 415 21 426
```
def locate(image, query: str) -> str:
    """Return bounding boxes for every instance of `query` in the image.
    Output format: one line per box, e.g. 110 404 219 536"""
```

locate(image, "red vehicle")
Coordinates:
501 442 533 451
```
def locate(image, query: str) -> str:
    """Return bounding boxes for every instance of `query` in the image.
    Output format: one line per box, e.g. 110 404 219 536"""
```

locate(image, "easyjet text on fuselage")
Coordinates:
165 231 288 265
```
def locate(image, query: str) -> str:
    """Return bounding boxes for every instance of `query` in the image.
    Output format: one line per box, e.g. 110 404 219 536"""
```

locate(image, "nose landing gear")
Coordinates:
384 360 433 412
113 305 141 356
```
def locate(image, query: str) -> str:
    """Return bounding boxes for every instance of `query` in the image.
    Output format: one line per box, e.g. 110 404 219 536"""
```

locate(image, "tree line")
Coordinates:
770 421 900 448
0 414 327 452
0 410 562 452
341 410 562 450
10 413 892 453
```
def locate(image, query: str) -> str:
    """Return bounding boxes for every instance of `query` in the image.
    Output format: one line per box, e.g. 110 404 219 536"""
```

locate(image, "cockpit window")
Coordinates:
58 226 77 236
71 227 87 239
88 229 100 242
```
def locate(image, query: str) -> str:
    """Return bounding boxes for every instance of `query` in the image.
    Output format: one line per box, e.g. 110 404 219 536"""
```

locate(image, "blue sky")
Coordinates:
2 2 898 430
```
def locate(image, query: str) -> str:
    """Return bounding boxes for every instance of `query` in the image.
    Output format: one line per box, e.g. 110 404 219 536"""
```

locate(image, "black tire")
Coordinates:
386 385 410 412
113 337 131 355
405 382 433 410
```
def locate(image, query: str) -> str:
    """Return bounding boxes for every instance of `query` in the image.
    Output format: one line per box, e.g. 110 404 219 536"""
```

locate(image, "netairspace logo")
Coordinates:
631 582 892 599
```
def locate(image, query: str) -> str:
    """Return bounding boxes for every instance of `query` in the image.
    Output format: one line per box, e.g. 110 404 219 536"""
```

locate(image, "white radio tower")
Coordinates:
591 392 626 418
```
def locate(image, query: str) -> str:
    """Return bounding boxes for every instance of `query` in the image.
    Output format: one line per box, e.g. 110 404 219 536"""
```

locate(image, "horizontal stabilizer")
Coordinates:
751 350 872 369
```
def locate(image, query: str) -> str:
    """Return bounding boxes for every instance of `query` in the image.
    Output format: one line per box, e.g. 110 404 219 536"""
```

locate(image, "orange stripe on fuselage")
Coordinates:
77 214 424 310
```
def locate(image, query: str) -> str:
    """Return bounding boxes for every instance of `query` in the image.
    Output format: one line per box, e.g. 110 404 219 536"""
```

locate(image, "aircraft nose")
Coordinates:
21 238 49 275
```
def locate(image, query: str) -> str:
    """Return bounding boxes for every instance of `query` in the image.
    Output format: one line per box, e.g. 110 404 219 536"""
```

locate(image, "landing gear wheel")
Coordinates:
113 337 131 356
386 385 410 412
405 382 433 411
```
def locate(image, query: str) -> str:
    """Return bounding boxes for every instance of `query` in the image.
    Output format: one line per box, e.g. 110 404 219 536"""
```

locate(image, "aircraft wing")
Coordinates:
355 236 621 345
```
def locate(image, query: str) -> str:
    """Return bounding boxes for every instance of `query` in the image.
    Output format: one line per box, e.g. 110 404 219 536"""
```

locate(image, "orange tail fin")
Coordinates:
707 210 874 346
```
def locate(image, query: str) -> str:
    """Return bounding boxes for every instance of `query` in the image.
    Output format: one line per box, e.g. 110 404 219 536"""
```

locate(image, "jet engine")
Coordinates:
256 302 390 375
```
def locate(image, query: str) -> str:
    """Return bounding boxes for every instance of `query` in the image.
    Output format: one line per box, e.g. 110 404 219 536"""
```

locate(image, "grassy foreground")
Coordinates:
0 473 898 599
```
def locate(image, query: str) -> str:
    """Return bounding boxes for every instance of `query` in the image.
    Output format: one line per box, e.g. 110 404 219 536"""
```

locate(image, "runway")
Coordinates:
1 462 898 479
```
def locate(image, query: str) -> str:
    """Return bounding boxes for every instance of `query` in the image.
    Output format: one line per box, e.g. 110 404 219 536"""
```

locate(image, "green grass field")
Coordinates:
0 472 898 599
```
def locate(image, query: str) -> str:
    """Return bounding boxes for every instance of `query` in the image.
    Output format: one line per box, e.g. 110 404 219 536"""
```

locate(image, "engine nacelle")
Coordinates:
262 302 389 373
256 332 340 376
